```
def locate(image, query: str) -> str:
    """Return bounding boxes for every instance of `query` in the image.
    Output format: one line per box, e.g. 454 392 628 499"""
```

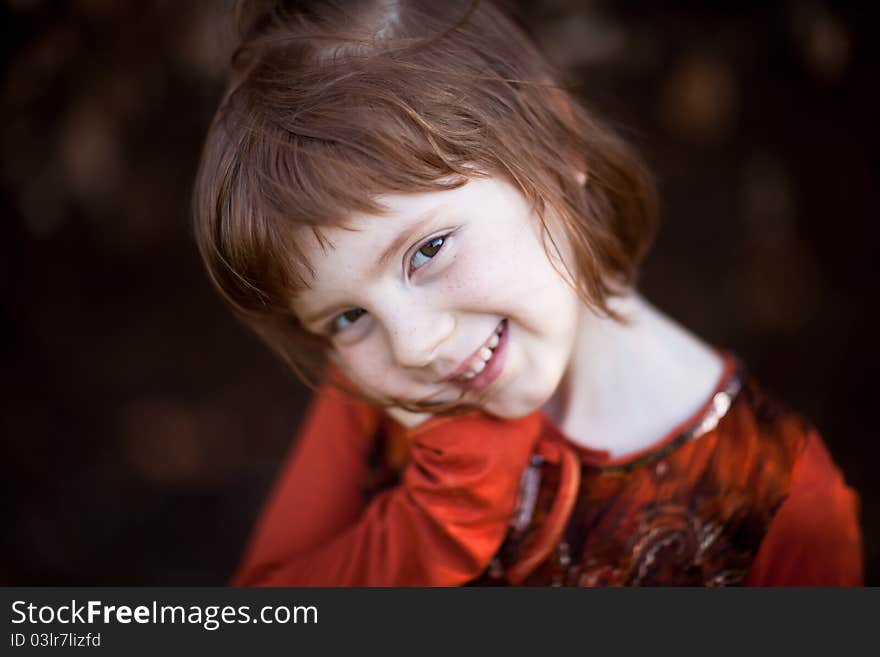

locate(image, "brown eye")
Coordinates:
410 236 446 271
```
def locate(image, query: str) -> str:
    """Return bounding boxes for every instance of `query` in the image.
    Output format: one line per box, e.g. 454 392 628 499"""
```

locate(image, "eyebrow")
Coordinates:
298 206 446 327
371 206 442 278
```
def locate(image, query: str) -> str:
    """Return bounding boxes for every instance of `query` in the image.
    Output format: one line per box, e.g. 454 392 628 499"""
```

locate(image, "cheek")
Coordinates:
520 334 571 386
333 338 415 399
446 234 565 308
454 244 579 336
332 340 390 393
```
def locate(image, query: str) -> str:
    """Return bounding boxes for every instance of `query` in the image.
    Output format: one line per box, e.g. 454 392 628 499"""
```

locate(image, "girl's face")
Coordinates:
292 176 584 418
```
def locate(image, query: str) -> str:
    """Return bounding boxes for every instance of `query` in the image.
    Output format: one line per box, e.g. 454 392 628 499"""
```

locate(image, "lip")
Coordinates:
447 319 509 392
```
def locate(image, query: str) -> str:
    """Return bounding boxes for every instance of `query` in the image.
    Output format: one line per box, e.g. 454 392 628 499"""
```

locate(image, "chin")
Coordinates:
484 386 554 420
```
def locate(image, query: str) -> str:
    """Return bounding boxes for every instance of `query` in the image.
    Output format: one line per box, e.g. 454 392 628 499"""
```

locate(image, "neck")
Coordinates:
543 291 724 459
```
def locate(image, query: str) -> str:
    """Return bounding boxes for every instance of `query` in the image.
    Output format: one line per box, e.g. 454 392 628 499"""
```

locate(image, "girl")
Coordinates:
193 0 863 585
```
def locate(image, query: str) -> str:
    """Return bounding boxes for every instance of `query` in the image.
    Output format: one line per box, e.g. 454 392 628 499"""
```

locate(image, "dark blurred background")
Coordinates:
2 1 877 585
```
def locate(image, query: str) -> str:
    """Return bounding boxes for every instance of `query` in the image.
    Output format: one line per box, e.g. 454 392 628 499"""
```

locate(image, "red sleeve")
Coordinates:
230 388 543 587
229 380 382 583
745 431 863 586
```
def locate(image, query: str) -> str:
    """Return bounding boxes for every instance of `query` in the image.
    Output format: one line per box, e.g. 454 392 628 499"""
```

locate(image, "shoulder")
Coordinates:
715 372 864 586
743 426 863 586
665 365 812 511
656 365 863 586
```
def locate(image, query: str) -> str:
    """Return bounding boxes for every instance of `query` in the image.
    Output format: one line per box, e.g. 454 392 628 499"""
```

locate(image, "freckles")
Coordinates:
443 258 468 291
444 259 493 302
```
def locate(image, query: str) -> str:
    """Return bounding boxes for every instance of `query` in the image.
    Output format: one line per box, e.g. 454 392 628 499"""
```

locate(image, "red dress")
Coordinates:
230 355 863 586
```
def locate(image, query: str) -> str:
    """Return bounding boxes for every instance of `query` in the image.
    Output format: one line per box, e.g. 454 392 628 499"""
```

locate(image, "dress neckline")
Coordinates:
539 350 744 473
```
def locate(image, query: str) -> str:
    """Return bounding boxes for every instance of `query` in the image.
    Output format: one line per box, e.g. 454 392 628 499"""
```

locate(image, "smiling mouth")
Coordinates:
443 319 508 393
451 321 504 382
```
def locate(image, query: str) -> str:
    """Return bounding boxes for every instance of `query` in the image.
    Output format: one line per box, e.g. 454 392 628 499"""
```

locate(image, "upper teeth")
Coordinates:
457 322 504 381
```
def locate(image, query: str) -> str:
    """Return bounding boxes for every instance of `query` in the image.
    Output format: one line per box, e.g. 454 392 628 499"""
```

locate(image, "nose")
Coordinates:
382 303 455 371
